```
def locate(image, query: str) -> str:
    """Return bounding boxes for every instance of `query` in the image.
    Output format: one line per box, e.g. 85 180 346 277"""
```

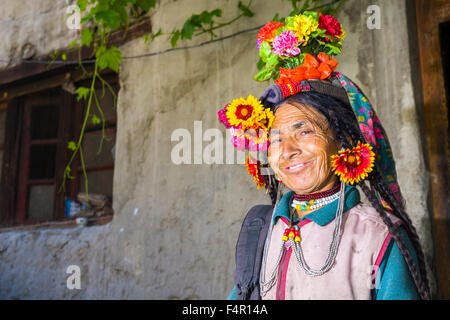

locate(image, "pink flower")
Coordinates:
360 118 384 146
232 135 247 151
271 30 301 57
218 105 232 129
390 183 399 193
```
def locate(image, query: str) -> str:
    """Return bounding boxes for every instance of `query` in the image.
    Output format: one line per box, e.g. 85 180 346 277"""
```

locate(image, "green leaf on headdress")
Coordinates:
302 11 319 20
300 0 310 13
256 58 265 71
266 53 279 68
254 68 273 81
259 41 272 62
272 13 280 22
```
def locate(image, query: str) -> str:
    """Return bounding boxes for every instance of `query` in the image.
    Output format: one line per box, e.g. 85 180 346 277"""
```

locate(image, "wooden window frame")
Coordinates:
0 19 150 229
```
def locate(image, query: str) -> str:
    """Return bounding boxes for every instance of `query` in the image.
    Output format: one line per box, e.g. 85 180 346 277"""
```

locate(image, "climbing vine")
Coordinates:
57 0 343 199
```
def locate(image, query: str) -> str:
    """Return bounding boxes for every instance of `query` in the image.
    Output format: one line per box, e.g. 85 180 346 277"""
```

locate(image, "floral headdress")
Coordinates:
217 11 404 210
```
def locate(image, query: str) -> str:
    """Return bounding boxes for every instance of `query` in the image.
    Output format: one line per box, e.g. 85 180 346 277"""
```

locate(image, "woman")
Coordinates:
218 12 431 300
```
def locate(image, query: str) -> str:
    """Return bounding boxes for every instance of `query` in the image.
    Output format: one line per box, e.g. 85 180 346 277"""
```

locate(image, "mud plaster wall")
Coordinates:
0 0 437 299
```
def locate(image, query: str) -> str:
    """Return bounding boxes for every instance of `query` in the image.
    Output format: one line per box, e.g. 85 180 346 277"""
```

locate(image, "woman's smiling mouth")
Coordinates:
282 160 314 173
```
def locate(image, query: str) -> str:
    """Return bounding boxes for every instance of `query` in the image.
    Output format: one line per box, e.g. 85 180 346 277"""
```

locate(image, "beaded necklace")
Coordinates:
260 182 346 296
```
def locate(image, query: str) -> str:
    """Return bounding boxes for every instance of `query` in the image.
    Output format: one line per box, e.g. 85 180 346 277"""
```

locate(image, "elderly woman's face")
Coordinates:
268 103 340 194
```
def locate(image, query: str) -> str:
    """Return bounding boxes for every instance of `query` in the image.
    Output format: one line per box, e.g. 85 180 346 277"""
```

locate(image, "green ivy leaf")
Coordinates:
181 22 195 40
64 166 75 179
91 114 101 125
238 1 254 17
68 39 78 50
95 10 121 29
210 9 223 17
170 30 181 48
151 28 162 41
77 0 89 12
76 87 90 101
67 141 77 151
96 46 122 72
136 0 156 12
143 33 149 44
81 28 94 48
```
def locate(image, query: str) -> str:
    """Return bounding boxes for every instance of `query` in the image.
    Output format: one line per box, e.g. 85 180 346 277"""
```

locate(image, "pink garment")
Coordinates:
261 203 400 300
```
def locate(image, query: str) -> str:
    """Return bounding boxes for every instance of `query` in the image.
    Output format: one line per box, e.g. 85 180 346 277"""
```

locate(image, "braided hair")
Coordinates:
263 91 431 300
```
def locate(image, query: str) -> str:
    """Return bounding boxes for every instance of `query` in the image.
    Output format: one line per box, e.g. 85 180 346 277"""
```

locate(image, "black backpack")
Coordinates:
233 204 274 300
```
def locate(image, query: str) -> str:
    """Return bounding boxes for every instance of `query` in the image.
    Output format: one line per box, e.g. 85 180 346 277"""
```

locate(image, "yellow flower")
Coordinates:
287 14 319 44
255 108 275 130
226 95 264 130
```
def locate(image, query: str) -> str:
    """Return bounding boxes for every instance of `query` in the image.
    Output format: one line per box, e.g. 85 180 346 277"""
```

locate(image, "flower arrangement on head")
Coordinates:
254 12 345 84
218 11 377 189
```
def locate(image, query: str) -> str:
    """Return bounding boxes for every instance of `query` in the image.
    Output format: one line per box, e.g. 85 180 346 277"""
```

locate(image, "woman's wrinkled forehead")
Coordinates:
271 103 327 132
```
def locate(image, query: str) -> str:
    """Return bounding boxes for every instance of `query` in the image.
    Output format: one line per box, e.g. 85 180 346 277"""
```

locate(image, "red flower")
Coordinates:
235 104 254 121
245 156 266 189
319 14 343 40
257 22 284 42
331 141 375 185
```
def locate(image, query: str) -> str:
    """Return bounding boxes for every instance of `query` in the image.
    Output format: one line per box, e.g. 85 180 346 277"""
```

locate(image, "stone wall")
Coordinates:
0 0 437 299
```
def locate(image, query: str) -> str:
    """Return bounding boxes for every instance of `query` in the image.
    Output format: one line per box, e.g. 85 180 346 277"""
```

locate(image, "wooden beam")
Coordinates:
415 0 450 299
0 17 151 87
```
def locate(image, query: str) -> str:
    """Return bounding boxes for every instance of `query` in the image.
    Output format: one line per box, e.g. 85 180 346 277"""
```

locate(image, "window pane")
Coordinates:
92 86 117 122
82 130 116 166
30 105 59 140
79 169 113 199
29 145 56 179
28 185 54 221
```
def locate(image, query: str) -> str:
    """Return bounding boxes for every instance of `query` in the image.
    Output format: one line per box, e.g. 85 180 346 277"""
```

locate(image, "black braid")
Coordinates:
263 91 431 299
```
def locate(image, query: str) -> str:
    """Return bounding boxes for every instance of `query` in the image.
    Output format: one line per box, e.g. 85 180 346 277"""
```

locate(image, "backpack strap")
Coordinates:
234 204 274 300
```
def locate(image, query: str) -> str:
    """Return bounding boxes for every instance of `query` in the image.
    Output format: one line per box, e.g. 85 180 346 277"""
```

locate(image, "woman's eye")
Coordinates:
270 138 281 144
297 129 313 137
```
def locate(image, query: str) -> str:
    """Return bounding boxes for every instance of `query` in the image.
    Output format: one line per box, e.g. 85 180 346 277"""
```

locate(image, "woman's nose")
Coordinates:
281 136 302 160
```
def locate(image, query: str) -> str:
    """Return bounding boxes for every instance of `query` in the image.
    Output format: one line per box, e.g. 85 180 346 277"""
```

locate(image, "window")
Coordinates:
0 72 118 227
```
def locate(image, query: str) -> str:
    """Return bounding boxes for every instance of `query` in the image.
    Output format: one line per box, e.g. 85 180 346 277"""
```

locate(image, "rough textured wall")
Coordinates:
0 0 437 299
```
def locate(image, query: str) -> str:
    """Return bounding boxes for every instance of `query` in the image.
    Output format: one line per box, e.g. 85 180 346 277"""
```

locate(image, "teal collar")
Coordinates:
272 184 361 226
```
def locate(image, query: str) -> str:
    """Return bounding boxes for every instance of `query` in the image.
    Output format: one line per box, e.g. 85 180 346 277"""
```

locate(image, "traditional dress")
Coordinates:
227 185 420 300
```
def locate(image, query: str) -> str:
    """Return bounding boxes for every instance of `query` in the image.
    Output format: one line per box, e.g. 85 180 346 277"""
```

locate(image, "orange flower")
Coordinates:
331 141 375 185
258 22 285 42
276 66 306 85
275 53 339 85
